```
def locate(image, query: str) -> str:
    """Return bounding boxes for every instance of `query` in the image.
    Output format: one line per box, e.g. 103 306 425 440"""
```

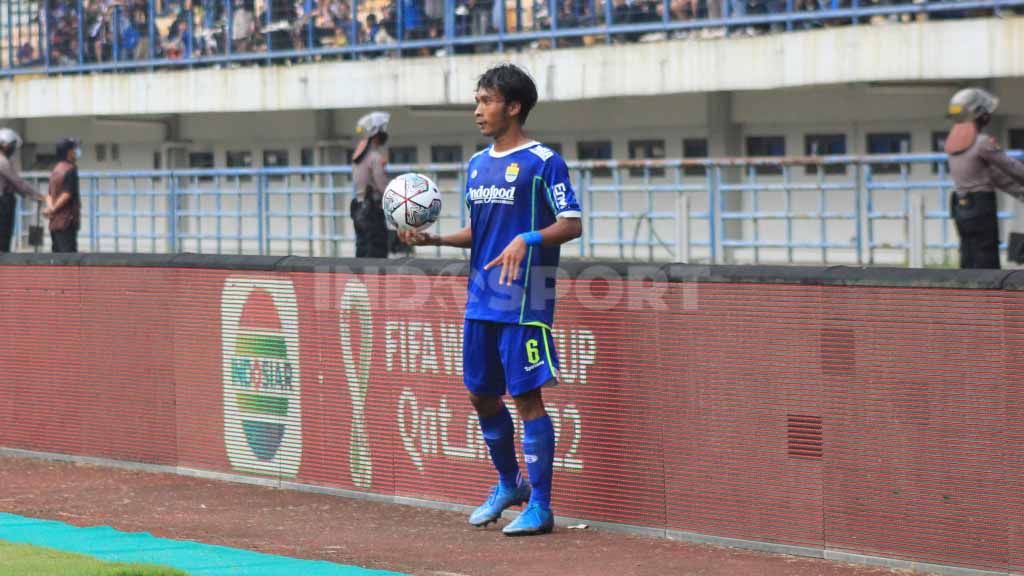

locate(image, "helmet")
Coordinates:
353 111 391 163
0 128 23 151
355 111 390 139
948 88 999 122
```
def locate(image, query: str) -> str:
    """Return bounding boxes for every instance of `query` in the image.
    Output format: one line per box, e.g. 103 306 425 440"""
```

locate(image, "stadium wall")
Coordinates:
0 254 1021 575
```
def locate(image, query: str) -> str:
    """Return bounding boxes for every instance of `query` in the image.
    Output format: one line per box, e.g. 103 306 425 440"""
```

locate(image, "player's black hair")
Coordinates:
56 137 79 160
477 64 538 126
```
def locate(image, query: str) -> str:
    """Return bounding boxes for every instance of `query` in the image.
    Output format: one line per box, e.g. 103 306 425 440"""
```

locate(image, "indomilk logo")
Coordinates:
221 277 302 477
469 184 516 205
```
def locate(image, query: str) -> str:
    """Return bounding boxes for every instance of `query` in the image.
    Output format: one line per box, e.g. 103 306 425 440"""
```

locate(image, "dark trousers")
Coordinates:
355 227 389 258
51 228 78 253
351 196 389 258
0 194 14 253
951 191 1001 269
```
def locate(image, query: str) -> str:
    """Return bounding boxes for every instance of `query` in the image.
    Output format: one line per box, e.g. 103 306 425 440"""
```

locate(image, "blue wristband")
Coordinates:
519 231 543 247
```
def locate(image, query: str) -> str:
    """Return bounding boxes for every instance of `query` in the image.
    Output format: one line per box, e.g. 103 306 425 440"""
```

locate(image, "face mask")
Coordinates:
74 148 82 159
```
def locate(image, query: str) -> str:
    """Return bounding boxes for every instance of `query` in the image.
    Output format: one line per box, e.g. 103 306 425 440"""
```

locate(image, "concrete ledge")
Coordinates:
2 252 1022 290
2 17 1023 118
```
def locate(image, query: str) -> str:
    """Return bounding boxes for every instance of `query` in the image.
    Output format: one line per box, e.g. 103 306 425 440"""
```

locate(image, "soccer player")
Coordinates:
400 64 582 536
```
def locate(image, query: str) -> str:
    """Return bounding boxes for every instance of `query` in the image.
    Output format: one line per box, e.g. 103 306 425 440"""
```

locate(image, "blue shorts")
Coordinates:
463 319 560 398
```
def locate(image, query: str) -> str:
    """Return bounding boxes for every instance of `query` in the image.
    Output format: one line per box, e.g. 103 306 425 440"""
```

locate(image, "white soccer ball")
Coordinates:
382 173 442 232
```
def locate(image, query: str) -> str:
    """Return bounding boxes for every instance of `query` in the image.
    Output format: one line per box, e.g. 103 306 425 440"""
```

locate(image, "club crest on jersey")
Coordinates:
505 163 520 183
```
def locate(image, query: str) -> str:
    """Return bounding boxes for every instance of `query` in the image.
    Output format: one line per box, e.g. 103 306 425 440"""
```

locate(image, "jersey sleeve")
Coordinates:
541 155 581 219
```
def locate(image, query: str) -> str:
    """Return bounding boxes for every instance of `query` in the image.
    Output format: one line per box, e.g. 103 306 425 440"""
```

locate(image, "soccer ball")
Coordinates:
382 173 442 232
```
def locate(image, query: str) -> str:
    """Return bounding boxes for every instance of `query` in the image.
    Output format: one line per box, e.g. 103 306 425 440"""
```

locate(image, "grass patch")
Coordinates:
0 540 188 576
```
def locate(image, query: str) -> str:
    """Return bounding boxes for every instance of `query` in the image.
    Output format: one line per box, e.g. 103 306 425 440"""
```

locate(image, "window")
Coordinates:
804 134 846 175
297 148 316 181
96 144 107 162
263 149 290 168
683 138 708 176
577 140 612 177
866 132 911 174
226 150 253 168
931 131 949 174
300 147 315 167
188 151 215 181
389 146 419 165
226 150 253 181
1009 129 1024 151
264 150 290 181
745 136 786 175
153 151 162 170
431 145 463 164
189 151 214 168
628 139 666 177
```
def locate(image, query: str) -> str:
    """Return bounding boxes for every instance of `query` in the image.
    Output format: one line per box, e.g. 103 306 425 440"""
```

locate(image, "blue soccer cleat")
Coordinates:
468 481 530 527
502 502 554 536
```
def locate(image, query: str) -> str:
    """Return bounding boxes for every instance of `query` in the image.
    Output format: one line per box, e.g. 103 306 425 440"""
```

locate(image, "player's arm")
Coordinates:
399 225 472 249
484 217 580 286
536 216 582 246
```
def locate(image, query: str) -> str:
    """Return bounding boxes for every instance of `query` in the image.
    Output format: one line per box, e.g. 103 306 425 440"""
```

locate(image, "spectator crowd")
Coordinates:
2 0 1004 68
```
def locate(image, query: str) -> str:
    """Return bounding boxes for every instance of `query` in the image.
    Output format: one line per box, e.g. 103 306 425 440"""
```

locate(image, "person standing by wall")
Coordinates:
401 64 583 536
0 128 47 253
43 138 82 253
350 111 392 258
946 87 1024 269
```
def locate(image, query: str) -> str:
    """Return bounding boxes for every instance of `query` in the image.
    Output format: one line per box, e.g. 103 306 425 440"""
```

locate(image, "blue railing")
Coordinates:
10 153 1019 266
2 0 1022 76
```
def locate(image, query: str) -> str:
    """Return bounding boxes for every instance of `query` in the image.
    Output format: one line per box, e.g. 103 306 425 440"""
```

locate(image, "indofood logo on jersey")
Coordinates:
221 277 302 477
468 185 516 205
504 162 520 183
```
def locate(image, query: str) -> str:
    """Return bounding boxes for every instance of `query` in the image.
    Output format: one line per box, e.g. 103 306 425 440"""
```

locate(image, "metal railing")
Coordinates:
10 153 1017 266
2 0 1021 76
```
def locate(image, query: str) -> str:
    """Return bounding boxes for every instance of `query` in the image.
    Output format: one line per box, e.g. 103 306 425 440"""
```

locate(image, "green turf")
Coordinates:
0 540 189 576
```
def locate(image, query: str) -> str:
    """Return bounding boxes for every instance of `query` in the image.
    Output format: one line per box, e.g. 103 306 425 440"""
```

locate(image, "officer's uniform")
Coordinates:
350 145 390 258
0 151 42 253
945 88 1024 269
350 112 391 258
948 130 1024 268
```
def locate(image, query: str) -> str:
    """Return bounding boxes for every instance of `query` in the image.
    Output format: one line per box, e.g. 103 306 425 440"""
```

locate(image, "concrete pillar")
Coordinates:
706 92 741 159
705 91 744 263
314 110 336 142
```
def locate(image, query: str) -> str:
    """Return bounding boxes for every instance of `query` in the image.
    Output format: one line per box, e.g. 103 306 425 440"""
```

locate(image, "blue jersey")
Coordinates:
464 141 581 327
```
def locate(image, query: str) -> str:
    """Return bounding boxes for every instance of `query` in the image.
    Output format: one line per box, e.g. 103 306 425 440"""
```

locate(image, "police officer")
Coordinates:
350 112 391 258
0 128 47 253
946 88 1024 269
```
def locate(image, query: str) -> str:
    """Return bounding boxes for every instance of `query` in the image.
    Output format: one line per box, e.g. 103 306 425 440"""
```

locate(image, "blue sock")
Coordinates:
522 415 555 509
478 405 519 489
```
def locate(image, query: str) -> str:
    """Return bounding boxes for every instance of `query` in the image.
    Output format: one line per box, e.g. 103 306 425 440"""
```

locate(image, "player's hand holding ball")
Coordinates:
398 228 439 246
